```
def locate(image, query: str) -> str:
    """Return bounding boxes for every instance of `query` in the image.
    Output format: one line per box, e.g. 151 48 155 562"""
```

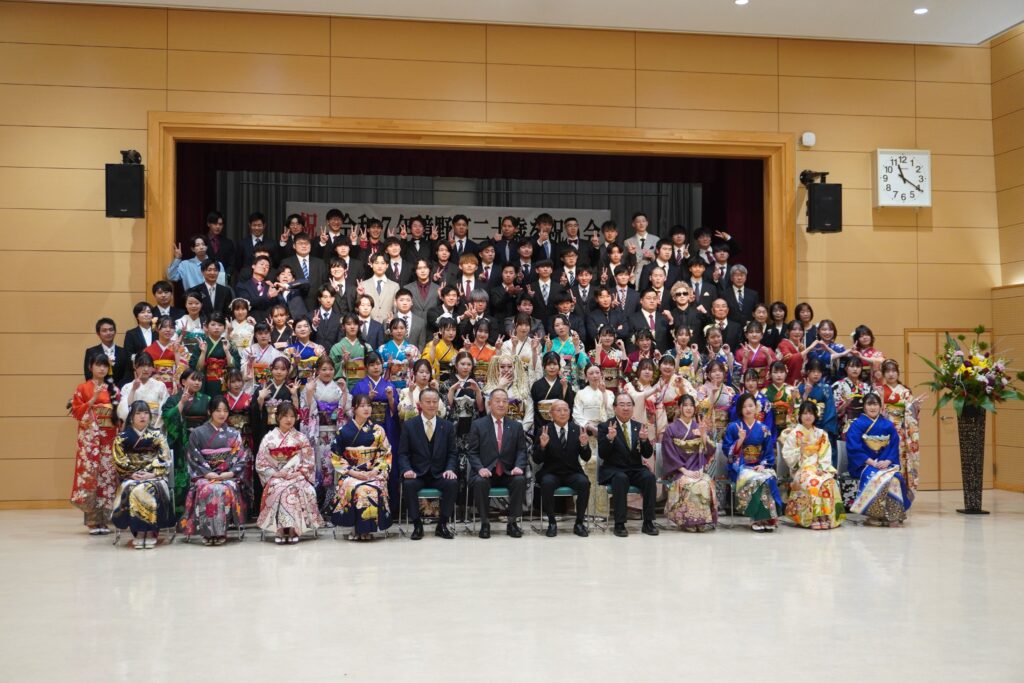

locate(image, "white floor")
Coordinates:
2 490 1023 682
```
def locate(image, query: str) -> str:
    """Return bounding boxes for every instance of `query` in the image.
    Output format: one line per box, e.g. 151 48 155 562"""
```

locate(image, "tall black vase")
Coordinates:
956 404 989 514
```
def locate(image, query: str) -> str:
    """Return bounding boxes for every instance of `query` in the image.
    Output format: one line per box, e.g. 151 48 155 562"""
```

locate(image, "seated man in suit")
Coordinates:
722 264 760 325
274 264 310 321
467 388 527 538
598 393 659 537
397 387 458 540
534 399 591 537
84 316 131 387
361 253 399 323
234 255 280 322
186 259 234 318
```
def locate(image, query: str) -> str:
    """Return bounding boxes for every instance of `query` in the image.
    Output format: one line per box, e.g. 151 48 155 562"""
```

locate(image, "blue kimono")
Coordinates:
797 380 838 436
806 341 846 384
351 375 399 506
846 413 911 519
722 419 784 520
728 390 772 431
377 340 418 390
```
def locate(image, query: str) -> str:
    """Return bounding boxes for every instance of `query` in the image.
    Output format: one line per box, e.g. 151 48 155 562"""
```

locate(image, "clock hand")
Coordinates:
897 165 923 193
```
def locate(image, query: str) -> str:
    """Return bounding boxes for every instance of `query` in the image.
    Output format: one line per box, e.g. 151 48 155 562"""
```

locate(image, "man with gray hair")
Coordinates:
722 264 759 325
534 399 591 537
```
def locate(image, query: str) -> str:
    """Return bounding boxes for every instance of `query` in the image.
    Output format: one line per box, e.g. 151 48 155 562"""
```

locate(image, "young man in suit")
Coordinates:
401 216 435 263
323 258 357 314
383 237 415 287
150 280 184 323
706 298 744 350
624 211 658 280
234 256 280 323
84 317 131 386
467 388 528 538
361 253 399 324
122 301 155 363
686 257 717 316
235 211 270 278
569 266 596 316
273 264 310 321
534 399 591 537
586 286 631 348
531 214 559 264
475 240 502 290
392 289 427 350
560 216 596 269
279 233 326 311
187 259 234 318
397 387 458 540
637 239 680 292
448 214 479 259
275 213 307 262
492 216 521 266
317 208 349 262
407 258 440 320
721 264 760 325
354 294 386 350
204 211 236 285
611 268 640 316
310 286 343 349
628 289 672 351
598 393 659 537
528 259 565 322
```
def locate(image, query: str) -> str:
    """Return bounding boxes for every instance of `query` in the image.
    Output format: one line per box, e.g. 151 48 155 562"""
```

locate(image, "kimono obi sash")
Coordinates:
772 400 791 428
181 330 204 354
344 357 366 381
316 400 340 426
294 355 318 381
185 412 207 428
846 392 866 418
672 436 704 453
205 357 227 389
268 444 299 465
200 446 233 472
472 359 490 383
227 413 249 431
886 401 906 419
662 396 681 423
741 444 763 465
601 366 621 390
711 405 730 430
808 398 825 418
94 403 115 429
863 434 891 452
537 399 555 422
506 398 525 421
153 359 176 387
343 444 381 468
370 399 388 423
252 361 272 386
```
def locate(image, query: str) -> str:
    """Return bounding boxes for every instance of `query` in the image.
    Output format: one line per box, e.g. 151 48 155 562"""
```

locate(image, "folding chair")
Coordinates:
530 486 584 535
463 461 519 534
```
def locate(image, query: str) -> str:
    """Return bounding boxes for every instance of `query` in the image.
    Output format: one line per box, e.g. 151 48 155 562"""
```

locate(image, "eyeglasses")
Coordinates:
674 292 690 298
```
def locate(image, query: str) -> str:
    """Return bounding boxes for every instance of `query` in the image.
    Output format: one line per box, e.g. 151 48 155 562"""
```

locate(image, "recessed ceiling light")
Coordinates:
735 0 749 5
914 7 928 14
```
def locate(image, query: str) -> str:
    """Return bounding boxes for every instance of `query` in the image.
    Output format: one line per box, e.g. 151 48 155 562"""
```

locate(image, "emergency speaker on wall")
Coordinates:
105 151 144 218
800 170 841 233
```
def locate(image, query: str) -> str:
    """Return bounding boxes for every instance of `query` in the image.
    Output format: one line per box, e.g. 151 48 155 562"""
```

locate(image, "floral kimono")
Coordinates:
781 425 845 528
162 391 211 514
547 337 587 386
351 375 399 504
182 422 250 538
734 344 777 388
571 385 614 517
722 419 783 523
880 383 920 495
728 390 772 428
797 380 838 437
667 347 700 384
422 338 458 383
501 337 541 383
144 341 181 394
661 418 718 530
764 382 800 440
110 427 175 534
652 375 698 441
442 375 483 463
256 427 323 534
807 341 846 384
379 339 420 390
330 420 393 535
286 340 325 386
466 343 496 386
70 381 118 527
696 382 736 438
191 335 239 397
398 384 447 423
228 320 254 351
241 343 282 393
846 413 910 524
329 337 370 389
225 391 253 452
300 378 348 513
832 377 872 438
591 346 627 392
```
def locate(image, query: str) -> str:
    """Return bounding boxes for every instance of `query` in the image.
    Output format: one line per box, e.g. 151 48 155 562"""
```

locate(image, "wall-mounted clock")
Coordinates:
875 148 931 207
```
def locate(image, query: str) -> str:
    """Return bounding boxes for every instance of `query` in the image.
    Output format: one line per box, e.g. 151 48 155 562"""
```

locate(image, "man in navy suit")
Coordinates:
598 393 659 537
397 388 458 540
534 400 591 537
187 259 234 318
467 388 527 538
354 294 386 350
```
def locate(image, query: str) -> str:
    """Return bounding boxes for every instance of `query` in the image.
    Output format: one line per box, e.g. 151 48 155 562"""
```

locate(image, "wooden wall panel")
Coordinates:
916 82 992 120
487 103 634 127
918 264 1001 300
489 64 634 107
994 147 1024 190
797 262 919 299
168 91 331 117
330 18 486 62
334 58 485 101
778 113 916 152
0 168 104 211
916 118 994 156
0 43 166 89
997 185 1024 227
332 97 486 122
918 299 993 328
915 45 990 84
991 70 1024 119
932 155 998 192
0 1 167 48
487 25 634 69
797 225 916 264
0 334 97 375
795 151 873 189
637 71 777 112
168 51 330 96
779 77 915 117
993 109 1024 155
916 227 1001 264
991 33 1024 82
168 9 330 56
0 292 142 334
0 418 77 460
0 460 75 501
0 209 145 253
0 251 147 292
635 108 777 132
0 84 165 129
635 33 777 75
921 191 999 228
779 39 915 80
0 127 147 169
998 223 1024 265
0 376 81 417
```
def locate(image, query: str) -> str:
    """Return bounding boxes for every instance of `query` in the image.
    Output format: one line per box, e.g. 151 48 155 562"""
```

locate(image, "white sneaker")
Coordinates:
144 537 157 549
132 539 146 549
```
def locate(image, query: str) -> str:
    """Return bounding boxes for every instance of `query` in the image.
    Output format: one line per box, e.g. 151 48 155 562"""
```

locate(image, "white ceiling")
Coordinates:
45 0 1024 45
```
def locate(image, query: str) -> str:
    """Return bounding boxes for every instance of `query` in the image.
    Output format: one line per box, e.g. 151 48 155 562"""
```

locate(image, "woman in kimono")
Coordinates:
442 351 485 470
794 302 817 346
223 369 253 447
484 353 534 436
781 401 845 530
666 326 701 384
661 395 718 532
879 359 922 496
116 353 169 429
256 401 323 543
227 298 254 351
626 330 660 379
110 401 174 548
190 312 239 398
145 316 183 395
398 359 446 423
161 368 210 516
624 359 663 513
734 322 777 388
723 393 783 532
70 353 119 533
700 327 735 388
351 352 399 506
544 315 588 387
329 313 370 389
572 364 615 518
174 291 205 355
378 317 420 391
464 319 497 386
422 319 459 383
797 358 839 460
851 324 885 384
652 355 698 441
330 393 393 540
832 355 871 473
590 325 627 392
252 356 299 510
300 356 349 515
765 361 800 440
730 369 772 427
499 315 542 382
182 396 250 545
777 320 811 386
241 322 282 393
285 317 325 386
804 319 850 384
847 393 911 526
696 360 736 441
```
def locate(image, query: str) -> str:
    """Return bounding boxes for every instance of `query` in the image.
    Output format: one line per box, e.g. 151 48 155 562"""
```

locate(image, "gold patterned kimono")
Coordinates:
781 425 845 528
110 427 175 534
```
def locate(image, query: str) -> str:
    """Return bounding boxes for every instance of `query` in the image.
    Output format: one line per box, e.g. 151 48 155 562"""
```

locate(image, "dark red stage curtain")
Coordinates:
175 142 764 290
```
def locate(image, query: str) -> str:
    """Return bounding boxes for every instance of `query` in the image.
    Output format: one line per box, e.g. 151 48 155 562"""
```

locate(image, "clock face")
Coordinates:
876 149 931 207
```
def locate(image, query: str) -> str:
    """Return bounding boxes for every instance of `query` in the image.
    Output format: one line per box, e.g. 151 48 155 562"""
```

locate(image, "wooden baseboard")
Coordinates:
994 482 1024 493
0 500 73 510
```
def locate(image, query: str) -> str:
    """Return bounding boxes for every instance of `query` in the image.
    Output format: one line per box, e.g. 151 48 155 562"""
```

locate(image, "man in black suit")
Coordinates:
611 268 640 316
534 400 591 537
234 256 280 322
150 281 184 323
84 317 131 386
475 241 502 290
279 233 326 311
383 237 415 287
531 214 560 264
598 394 659 537
272 264 310 321
310 286 343 348
569 267 596 317
528 259 565 322
275 213 307 262
586 286 630 348
397 388 459 540
560 217 597 269
355 294 386 350
721 264 760 325
449 214 479 259
628 289 672 351
492 216 521 266
123 302 155 363
317 208 349 262
706 298 744 350
685 257 718 316
637 240 681 292
402 216 435 263
204 211 237 285
235 211 271 277
187 259 234 318
467 388 527 538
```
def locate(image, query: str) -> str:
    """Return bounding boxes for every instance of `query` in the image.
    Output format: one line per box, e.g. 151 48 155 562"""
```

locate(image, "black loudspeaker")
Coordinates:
105 163 145 218
806 183 842 233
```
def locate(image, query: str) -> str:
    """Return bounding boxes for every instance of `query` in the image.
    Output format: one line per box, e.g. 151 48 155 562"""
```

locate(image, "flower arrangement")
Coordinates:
919 325 1024 415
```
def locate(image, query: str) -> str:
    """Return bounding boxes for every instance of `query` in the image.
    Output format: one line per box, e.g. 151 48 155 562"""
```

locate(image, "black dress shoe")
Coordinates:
435 521 455 539
506 521 523 538
573 521 589 537
642 521 660 536
546 521 557 537
410 521 424 541
478 523 491 539
613 524 629 537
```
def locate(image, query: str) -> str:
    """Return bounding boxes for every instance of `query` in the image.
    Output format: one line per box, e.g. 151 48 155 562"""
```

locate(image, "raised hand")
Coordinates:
607 421 618 441
539 425 550 448
172 242 182 259
319 225 329 246
579 428 589 446
430 225 439 241
737 424 747 445
639 423 650 442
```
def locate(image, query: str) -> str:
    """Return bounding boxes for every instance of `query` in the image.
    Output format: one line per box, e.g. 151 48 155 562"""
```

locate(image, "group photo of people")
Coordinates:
70 208 922 548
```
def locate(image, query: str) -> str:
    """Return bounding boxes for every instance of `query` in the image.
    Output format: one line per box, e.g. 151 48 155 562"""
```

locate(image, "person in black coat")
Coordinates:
492 216 521 266
310 286 343 349
586 286 631 348
530 352 576 438
448 214 479 259
627 289 672 351
84 317 131 386
401 216 435 263
527 259 566 322
684 257 718 316
704 298 744 351
397 387 458 540
534 400 591 537
278 233 327 311
204 211 237 285
560 217 597 269
467 388 528 538
187 259 234 318
663 282 707 350
235 211 271 277
234 256 280 323
720 265 761 325
122 302 155 364
598 394 658 537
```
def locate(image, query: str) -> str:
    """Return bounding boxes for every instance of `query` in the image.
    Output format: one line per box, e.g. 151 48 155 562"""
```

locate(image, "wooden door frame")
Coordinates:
146 112 797 303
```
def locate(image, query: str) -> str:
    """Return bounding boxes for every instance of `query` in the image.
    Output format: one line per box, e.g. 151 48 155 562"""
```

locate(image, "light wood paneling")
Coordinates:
916 118 994 156
0 209 145 253
797 225 917 264
0 127 146 169
997 223 1024 265
779 77 915 117
919 191 999 229
0 43 166 89
332 97 486 122
916 82 992 120
779 113 916 152
489 64 634 107
918 264 1001 300
0 168 104 211
932 155 997 193
0 459 74 501
168 9 330 56
915 45 991 84
797 262 918 299
0 251 146 292
0 1 167 49
637 71 776 112
991 70 1024 119
991 293 1024 334
0 292 142 333
487 103 634 127
0 84 164 129
799 298 918 336
997 185 1024 227
636 108 778 132
916 227 1001 264
779 39 915 80
635 32 778 75
993 109 1024 155
0 334 97 375
995 148 1024 191
333 58 485 102
0 375 81 417
0 418 77 460
487 25 634 69
168 51 330 96
917 299 993 328
168 91 330 117
795 151 873 189
1003 261 1024 284
991 32 1024 82
331 18 486 63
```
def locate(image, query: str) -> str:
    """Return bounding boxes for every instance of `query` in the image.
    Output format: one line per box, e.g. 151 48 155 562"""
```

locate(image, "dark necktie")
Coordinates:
559 426 567 448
